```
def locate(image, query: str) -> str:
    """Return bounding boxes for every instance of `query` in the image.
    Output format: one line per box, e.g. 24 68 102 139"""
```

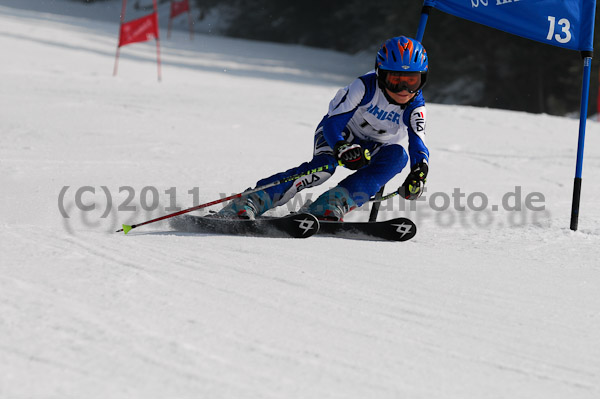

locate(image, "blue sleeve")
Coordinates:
319 74 377 148
320 114 353 148
402 92 429 167
408 130 429 166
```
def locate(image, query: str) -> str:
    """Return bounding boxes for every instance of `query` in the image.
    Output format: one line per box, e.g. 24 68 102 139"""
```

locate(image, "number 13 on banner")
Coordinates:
547 16 572 44
425 0 595 52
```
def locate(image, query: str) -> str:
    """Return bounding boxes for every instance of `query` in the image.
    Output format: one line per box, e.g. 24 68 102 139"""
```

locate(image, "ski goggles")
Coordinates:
382 71 423 93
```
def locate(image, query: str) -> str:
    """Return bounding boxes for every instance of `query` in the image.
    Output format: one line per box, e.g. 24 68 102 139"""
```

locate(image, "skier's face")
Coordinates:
385 88 416 104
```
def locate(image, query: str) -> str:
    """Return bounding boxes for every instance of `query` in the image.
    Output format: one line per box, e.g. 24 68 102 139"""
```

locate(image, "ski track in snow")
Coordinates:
1 1 600 398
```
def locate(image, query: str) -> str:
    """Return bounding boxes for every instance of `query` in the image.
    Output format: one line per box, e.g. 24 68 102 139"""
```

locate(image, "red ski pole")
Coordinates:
116 163 334 234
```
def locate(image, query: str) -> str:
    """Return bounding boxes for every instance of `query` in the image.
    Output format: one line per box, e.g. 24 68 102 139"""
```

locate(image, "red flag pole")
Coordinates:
154 0 162 81
113 0 128 76
113 47 121 77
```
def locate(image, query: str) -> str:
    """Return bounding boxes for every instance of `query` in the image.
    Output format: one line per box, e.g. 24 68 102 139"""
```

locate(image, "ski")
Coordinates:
169 212 319 239
317 217 417 241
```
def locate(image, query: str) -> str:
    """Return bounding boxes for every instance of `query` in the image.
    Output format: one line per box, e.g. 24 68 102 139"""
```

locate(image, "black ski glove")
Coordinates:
400 161 428 200
334 141 371 170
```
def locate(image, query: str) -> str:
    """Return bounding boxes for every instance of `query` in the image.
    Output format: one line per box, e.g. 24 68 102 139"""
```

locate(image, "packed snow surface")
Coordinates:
1 1 599 398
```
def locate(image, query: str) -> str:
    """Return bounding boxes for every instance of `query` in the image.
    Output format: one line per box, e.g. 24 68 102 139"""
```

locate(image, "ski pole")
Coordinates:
368 185 385 221
116 163 335 234
368 189 402 203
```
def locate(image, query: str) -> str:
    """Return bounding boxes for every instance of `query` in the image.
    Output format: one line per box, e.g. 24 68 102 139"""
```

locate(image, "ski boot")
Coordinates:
305 187 357 221
217 189 271 220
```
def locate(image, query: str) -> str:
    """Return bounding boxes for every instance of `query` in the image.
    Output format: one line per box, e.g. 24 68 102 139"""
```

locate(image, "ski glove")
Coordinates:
401 161 428 200
334 141 371 170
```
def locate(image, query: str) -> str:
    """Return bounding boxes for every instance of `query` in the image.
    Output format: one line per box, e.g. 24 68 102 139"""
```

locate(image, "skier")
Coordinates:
219 36 430 221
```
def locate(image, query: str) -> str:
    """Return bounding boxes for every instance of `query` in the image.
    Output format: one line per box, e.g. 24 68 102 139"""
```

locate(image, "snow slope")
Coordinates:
1 1 600 398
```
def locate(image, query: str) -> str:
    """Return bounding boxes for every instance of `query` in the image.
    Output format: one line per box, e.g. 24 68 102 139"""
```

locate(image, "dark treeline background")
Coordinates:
85 0 600 116
194 0 600 117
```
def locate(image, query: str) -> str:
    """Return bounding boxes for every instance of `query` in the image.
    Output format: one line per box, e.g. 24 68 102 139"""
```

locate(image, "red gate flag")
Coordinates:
170 0 189 19
168 0 193 40
113 0 162 81
118 12 159 47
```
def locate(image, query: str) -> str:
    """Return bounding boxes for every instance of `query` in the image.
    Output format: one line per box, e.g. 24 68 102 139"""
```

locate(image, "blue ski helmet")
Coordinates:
376 36 428 92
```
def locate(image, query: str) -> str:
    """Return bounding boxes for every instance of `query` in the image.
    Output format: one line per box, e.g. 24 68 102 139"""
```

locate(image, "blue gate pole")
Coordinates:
416 3 432 42
570 54 593 231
